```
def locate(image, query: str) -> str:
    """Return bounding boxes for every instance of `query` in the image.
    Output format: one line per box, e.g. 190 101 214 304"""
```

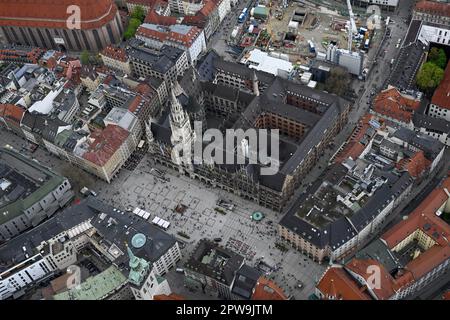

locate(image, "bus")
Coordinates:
238 8 248 23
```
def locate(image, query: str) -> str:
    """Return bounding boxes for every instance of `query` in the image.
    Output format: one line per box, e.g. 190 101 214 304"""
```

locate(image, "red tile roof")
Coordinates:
128 96 143 114
82 124 129 167
251 277 288 300
0 0 118 30
395 150 431 178
415 0 450 18
382 176 450 280
153 293 185 300
50 273 71 294
334 114 374 163
345 258 415 300
199 0 216 16
137 24 202 48
144 0 219 28
182 14 207 28
316 267 371 300
145 9 177 25
133 82 155 98
128 0 157 7
431 61 450 110
39 51 65 70
0 46 45 64
0 104 25 126
319 176 450 300
101 46 128 62
443 290 450 300
373 86 421 123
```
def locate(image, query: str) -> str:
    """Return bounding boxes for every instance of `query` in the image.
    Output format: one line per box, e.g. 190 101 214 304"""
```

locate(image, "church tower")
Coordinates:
169 88 195 171
126 243 150 287
126 238 171 300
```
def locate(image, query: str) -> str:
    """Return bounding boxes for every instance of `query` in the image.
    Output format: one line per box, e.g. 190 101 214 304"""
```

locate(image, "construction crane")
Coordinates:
346 0 358 51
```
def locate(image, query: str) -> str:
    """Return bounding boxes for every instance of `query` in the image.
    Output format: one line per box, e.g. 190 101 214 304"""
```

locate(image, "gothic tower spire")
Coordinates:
252 70 260 96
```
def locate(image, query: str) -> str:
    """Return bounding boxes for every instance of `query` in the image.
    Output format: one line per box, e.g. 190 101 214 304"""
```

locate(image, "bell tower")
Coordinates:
169 87 195 171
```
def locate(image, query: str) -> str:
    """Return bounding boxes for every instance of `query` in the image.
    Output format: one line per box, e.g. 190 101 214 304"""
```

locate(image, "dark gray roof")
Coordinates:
0 198 177 273
351 238 402 273
214 59 275 85
127 41 183 75
160 45 185 61
20 111 36 130
197 50 219 82
279 167 413 250
41 118 69 143
185 239 244 286
20 112 68 142
146 76 164 89
349 172 413 232
186 96 203 113
392 127 444 158
413 113 450 134
281 101 344 175
153 56 351 197
231 264 262 299
380 138 402 153
153 56 174 74
90 201 177 265
0 198 95 270
179 67 202 98
150 117 172 145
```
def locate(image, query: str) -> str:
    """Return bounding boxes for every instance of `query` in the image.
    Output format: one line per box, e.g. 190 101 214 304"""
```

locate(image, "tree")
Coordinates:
130 5 145 23
428 47 440 62
124 18 142 40
80 50 90 65
428 47 447 69
324 66 351 96
416 61 444 93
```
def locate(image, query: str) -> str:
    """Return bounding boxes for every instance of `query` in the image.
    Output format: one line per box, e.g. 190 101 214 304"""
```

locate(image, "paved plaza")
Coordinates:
97 156 326 299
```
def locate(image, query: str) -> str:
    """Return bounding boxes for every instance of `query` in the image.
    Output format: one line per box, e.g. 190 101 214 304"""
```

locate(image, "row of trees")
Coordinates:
416 47 447 94
124 6 146 40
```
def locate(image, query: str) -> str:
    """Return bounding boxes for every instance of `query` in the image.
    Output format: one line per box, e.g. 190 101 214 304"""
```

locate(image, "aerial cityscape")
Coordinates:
0 0 449 305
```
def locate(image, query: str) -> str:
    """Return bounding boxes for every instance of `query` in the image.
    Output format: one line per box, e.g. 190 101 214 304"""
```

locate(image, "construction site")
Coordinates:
230 0 386 79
